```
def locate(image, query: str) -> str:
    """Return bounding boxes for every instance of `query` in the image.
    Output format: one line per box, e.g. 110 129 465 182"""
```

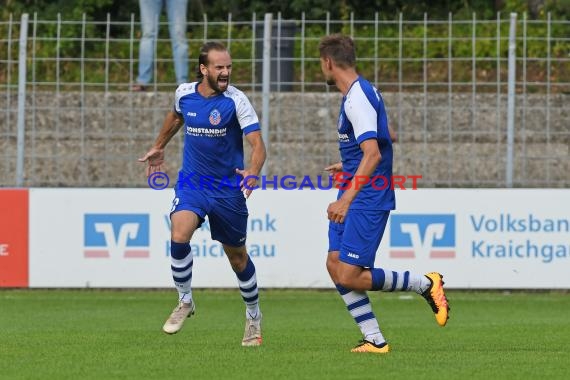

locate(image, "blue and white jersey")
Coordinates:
337 76 395 210
174 82 260 197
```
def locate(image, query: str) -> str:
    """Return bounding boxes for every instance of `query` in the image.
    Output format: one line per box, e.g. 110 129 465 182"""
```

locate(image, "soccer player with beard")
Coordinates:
320 34 450 353
139 42 266 346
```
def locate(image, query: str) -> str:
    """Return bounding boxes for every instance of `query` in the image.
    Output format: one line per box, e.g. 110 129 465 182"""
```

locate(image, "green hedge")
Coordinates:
0 0 568 91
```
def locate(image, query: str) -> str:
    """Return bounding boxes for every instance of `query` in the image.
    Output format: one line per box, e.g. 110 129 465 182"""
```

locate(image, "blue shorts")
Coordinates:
328 210 390 268
170 189 248 247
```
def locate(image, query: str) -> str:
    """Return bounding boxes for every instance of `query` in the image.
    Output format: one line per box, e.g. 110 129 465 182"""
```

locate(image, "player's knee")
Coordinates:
224 247 248 271
326 254 336 269
326 253 339 276
170 221 194 242
227 253 246 269
171 232 187 242
326 261 336 281
326 260 334 276
336 270 355 289
171 228 191 242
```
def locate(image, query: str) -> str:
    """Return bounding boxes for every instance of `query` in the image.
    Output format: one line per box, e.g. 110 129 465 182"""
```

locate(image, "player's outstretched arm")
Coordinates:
138 111 184 176
237 130 266 198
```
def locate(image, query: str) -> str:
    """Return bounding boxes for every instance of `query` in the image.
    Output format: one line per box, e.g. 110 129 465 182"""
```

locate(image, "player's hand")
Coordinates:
324 162 343 174
327 198 350 223
138 147 165 177
324 162 343 187
235 168 259 199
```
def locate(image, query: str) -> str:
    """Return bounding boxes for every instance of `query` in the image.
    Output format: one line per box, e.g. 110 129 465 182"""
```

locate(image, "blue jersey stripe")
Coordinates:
243 123 260 135
356 130 377 145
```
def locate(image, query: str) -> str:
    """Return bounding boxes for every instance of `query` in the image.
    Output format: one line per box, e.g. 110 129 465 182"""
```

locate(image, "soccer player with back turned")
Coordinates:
320 34 450 353
139 41 266 346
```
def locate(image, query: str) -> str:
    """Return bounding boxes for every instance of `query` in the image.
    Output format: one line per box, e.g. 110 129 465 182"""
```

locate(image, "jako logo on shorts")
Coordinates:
84 214 150 258
389 214 456 259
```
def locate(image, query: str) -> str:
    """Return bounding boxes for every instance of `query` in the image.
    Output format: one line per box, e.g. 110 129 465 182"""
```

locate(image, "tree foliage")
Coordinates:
2 0 568 21
1 0 566 89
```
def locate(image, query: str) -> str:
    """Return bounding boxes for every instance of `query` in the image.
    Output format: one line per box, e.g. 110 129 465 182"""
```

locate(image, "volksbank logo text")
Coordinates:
390 214 455 259
470 214 570 263
84 214 150 258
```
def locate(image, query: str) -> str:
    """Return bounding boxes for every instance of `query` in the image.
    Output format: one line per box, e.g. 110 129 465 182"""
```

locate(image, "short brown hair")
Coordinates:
196 41 227 79
318 34 356 69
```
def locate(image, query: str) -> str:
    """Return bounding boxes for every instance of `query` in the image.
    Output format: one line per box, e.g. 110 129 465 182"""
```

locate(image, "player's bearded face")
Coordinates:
207 71 230 93
205 50 232 93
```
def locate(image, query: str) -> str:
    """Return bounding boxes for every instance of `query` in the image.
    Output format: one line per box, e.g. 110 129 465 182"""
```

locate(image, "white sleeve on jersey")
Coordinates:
227 87 260 130
174 83 196 114
345 82 378 143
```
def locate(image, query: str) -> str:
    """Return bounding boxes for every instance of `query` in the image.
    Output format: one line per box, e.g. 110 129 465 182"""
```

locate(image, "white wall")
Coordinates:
29 188 570 288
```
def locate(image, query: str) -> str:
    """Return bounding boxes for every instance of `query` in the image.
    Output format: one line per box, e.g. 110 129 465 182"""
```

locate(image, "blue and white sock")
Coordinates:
170 241 193 303
371 268 431 294
235 256 260 319
336 284 386 345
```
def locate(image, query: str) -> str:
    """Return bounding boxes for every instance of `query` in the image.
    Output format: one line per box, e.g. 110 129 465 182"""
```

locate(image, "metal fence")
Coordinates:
1 12 569 188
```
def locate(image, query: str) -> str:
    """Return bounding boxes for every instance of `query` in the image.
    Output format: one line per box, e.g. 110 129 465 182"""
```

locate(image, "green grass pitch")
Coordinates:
1 289 569 379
